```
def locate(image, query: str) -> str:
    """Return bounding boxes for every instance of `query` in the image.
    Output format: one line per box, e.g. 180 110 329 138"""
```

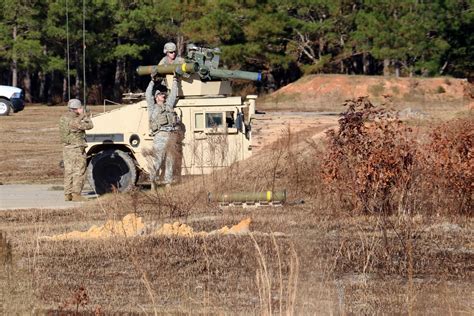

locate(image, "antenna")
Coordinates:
66 0 70 100
82 0 87 108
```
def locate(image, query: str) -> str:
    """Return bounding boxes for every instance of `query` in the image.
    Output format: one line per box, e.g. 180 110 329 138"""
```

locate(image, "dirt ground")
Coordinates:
0 76 472 314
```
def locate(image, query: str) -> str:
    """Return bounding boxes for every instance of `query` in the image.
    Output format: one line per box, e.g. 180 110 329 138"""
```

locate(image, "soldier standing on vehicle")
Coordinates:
158 42 185 178
146 69 182 189
59 99 94 201
159 42 184 65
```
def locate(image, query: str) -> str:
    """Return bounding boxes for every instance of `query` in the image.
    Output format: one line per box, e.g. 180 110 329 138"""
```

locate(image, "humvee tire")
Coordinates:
0 98 12 116
87 149 137 195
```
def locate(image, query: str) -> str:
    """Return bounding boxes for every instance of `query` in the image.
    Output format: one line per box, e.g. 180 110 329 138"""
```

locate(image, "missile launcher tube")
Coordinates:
136 63 198 76
209 68 261 81
136 63 262 81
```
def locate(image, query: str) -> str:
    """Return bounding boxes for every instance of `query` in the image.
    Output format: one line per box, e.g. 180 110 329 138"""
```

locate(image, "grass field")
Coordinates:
0 100 472 314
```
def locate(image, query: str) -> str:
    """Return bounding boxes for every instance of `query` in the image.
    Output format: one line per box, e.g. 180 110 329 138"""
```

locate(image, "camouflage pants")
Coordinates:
150 131 173 184
63 146 87 195
170 128 184 183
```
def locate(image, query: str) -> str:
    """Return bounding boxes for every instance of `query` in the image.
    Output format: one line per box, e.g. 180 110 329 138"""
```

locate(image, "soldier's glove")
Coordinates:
174 66 190 79
151 69 159 81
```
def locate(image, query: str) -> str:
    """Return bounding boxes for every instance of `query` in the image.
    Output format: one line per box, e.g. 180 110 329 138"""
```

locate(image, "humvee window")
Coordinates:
205 112 223 128
226 111 236 128
194 112 204 130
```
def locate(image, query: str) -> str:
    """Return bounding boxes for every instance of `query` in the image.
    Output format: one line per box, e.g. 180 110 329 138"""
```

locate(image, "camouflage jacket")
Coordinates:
59 111 94 147
158 56 184 65
146 78 179 133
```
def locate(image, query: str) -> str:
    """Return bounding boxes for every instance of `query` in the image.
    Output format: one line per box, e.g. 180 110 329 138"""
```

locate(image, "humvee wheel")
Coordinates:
0 99 11 116
87 149 137 195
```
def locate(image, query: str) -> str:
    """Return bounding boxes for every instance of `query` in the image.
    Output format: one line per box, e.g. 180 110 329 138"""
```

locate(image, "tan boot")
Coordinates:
64 194 72 201
71 194 88 202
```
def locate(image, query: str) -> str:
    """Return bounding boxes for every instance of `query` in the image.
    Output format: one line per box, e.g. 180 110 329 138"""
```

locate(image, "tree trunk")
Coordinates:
23 71 32 103
11 25 18 87
63 46 70 101
47 72 54 105
38 46 48 102
114 59 123 101
352 57 357 74
362 53 368 74
395 62 400 77
39 71 46 102
340 36 345 74
122 59 127 94
319 38 324 60
383 59 391 76
113 38 123 101
176 34 184 56
63 77 68 102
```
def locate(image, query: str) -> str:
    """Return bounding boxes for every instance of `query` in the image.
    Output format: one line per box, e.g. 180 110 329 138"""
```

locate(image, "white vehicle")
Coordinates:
0 85 24 116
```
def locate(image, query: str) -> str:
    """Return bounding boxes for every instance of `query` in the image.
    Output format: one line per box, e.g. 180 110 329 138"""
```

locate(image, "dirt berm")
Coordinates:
259 74 472 112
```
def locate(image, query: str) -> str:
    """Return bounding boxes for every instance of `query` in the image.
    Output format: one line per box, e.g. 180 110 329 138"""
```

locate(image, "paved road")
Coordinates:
0 184 95 210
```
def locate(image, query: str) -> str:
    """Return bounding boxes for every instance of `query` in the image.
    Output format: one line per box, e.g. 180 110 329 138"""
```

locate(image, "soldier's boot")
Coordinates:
64 194 72 201
71 194 88 202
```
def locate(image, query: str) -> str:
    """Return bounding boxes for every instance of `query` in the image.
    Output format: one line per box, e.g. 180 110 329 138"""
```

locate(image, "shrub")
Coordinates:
368 83 385 97
322 97 417 214
436 86 446 94
424 118 473 214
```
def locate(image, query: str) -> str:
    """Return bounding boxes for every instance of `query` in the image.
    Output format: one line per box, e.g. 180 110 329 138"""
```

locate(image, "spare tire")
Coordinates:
87 149 137 195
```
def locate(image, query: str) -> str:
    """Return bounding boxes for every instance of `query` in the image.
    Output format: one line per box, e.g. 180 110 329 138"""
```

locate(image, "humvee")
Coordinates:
85 46 259 194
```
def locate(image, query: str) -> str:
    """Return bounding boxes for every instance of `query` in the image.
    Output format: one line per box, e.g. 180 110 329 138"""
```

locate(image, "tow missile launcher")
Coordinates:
85 45 259 194
136 45 263 82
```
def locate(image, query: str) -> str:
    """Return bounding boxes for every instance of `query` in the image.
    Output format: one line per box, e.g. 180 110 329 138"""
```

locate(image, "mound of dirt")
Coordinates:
260 74 470 112
153 218 250 237
43 214 251 240
44 213 145 240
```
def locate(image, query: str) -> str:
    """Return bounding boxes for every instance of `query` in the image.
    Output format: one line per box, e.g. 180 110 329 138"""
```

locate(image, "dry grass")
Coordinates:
0 101 473 314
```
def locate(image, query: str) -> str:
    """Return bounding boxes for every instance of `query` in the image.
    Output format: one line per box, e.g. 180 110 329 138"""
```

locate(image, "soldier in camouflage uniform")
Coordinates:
158 42 185 183
59 99 94 201
158 42 184 66
146 69 181 189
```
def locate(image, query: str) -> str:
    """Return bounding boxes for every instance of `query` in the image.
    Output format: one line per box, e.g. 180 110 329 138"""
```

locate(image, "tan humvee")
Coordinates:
85 74 256 194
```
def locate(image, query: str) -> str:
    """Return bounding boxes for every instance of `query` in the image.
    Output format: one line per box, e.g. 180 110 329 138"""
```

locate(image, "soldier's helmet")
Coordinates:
163 42 177 54
68 99 82 109
154 84 168 97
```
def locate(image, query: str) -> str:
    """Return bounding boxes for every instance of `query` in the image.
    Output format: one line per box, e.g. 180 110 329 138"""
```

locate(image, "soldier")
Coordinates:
59 99 94 201
146 70 182 189
159 42 184 66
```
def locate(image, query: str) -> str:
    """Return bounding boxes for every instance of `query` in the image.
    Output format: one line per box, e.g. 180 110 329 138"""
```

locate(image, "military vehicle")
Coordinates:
85 45 260 194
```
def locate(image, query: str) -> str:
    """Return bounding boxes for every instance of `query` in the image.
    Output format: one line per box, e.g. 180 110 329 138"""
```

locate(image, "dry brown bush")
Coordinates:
322 96 417 215
423 117 473 214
